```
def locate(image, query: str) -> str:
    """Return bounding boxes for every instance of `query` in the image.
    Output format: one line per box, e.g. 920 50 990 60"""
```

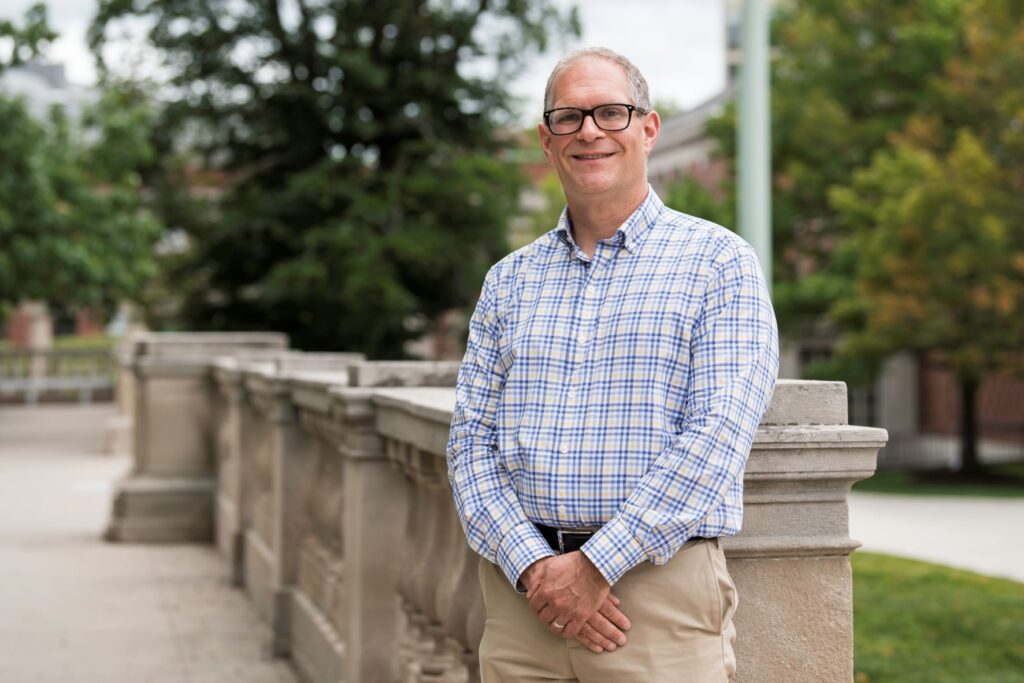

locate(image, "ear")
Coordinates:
642 110 661 155
538 121 555 165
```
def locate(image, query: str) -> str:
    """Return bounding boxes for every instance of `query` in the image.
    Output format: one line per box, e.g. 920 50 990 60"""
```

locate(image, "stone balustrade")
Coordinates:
108 336 887 683
369 382 886 683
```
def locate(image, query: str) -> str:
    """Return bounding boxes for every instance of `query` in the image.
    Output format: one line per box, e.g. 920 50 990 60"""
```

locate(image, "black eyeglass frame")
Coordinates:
542 103 648 135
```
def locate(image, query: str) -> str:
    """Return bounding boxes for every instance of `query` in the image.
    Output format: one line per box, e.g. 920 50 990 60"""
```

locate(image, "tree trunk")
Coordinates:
958 375 982 475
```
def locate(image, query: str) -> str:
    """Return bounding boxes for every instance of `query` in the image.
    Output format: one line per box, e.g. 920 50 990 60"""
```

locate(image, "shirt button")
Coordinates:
558 505 568 516
567 390 576 400
586 284 596 294
577 334 587 344
559 445 568 454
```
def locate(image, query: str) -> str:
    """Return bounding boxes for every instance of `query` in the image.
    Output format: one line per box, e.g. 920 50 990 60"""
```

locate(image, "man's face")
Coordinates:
538 57 660 204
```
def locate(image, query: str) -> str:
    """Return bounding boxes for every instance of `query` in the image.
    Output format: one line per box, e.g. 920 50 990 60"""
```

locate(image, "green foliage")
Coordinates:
824 1 1024 468
853 552 1024 682
705 0 968 329
852 461 1024 497
662 175 734 231
90 0 579 357
830 131 1024 382
0 6 160 314
0 3 56 71
517 170 565 247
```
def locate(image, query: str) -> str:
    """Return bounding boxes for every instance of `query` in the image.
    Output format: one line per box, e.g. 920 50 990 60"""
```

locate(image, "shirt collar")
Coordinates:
554 185 663 256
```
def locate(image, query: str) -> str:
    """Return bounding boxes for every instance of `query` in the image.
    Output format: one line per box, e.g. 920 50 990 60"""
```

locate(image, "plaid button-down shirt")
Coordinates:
447 188 779 587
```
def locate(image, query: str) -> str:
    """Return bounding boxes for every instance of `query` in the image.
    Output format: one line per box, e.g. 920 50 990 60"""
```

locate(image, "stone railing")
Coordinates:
106 333 288 542
107 333 887 683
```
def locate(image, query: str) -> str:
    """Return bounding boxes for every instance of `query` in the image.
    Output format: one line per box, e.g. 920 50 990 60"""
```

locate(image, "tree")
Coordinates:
0 4 160 316
703 0 968 333
89 0 579 357
663 175 734 231
829 0 1024 473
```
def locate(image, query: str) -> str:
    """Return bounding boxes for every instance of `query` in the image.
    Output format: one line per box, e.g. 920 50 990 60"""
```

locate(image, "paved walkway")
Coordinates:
849 491 1024 583
0 404 298 683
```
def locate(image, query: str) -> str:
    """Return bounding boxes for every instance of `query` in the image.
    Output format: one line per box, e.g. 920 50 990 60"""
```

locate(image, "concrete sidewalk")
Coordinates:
849 491 1024 583
0 405 298 683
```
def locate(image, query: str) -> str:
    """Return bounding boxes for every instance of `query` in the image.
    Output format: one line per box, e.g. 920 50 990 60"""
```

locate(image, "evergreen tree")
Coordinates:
89 0 578 357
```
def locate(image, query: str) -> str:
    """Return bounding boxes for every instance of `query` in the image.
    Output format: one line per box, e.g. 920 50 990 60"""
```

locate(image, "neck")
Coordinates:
566 184 649 257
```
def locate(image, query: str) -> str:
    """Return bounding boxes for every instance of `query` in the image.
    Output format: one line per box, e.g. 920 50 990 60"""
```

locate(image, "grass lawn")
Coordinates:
853 552 1024 682
853 462 1024 498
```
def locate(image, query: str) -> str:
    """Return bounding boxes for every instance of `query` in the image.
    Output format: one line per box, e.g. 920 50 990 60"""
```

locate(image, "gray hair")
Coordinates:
543 47 651 113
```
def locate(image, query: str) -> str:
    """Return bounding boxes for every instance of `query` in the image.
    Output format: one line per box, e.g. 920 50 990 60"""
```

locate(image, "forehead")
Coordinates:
549 57 630 108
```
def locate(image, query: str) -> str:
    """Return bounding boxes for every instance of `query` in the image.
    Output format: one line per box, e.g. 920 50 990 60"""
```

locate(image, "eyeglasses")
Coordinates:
543 103 647 135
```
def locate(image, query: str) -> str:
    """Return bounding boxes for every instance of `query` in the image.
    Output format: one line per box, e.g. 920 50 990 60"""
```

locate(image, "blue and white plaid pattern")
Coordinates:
447 188 779 587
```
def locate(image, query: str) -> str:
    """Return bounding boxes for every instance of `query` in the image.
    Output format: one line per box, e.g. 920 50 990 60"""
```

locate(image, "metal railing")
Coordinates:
0 348 115 404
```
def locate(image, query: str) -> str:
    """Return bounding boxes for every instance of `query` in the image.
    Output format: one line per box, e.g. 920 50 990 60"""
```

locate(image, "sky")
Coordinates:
1 0 728 122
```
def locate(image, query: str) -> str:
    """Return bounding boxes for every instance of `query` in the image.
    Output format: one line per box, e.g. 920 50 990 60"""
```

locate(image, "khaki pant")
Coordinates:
479 538 737 682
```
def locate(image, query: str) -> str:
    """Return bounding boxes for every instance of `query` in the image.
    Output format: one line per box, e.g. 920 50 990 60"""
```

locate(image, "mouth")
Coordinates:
572 153 614 161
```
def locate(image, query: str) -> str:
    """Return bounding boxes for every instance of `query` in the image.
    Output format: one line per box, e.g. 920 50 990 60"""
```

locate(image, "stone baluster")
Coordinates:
106 332 288 543
396 446 446 683
431 476 479 683
291 403 347 683
211 357 246 583
240 366 281 621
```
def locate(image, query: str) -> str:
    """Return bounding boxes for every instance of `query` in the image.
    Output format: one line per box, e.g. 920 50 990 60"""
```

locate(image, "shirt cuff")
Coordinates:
494 521 555 590
580 516 648 586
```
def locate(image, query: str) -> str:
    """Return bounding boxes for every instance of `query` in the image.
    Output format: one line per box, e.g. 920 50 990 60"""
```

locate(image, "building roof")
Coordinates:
0 62 92 121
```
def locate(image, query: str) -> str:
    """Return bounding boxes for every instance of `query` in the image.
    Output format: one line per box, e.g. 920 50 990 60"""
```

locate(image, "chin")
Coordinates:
571 174 618 195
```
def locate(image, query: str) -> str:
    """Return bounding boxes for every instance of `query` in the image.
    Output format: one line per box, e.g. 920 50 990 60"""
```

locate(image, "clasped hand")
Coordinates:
520 551 631 653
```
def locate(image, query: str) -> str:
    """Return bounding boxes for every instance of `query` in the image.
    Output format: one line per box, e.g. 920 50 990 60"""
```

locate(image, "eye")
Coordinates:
553 109 582 125
598 106 627 121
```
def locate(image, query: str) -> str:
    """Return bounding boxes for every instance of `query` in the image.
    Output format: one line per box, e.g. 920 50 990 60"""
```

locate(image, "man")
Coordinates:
446 47 778 681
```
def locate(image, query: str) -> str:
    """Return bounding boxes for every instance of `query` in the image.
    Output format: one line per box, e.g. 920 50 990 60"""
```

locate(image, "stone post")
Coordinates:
105 332 288 543
727 379 886 681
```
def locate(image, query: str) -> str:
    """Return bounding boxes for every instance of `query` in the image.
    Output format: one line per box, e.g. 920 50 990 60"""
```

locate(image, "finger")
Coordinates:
577 626 614 651
587 613 627 647
536 605 558 627
528 591 548 614
608 592 620 606
548 620 568 636
575 632 605 654
563 617 584 640
598 599 631 631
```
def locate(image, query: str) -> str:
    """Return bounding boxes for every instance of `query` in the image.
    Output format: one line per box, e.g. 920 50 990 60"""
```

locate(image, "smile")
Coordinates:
572 153 614 160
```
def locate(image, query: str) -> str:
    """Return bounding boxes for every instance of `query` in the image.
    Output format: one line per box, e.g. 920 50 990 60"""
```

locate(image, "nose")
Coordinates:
575 112 605 140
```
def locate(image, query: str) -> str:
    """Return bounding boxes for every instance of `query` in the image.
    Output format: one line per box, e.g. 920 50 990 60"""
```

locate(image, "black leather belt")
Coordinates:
535 523 597 554
536 523 715 556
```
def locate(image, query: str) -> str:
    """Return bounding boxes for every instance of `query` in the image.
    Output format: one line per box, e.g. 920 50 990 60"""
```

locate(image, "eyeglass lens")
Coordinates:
548 105 633 134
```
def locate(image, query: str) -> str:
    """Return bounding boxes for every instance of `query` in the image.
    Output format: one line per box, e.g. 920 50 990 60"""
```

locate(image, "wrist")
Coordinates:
578 550 610 590
518 557 545 592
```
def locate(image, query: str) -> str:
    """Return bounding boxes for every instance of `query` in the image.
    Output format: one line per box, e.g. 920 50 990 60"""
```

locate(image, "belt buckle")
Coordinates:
556 529 567 555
